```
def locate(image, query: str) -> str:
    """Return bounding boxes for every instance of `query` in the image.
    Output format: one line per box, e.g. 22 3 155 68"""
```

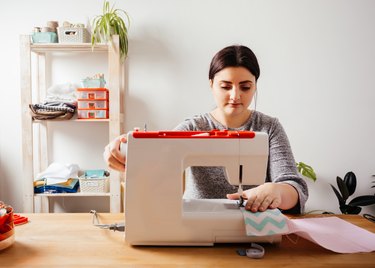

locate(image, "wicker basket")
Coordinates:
57 27 90 43
79 177 109 193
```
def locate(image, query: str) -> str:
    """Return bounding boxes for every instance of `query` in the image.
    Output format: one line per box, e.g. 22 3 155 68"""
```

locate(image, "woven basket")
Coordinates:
58 27 90 43
79 177 108 193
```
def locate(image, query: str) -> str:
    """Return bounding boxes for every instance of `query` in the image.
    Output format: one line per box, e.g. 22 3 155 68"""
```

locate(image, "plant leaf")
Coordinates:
336 176 350 201
339 204 348 214
296 162 317 182
343 171 357 196
345 205 362 214
330 184 345 206
91 0 130 61
348 195 375 206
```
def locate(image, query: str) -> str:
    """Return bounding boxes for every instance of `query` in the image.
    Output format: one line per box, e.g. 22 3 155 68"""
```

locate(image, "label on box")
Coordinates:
86 181 99 187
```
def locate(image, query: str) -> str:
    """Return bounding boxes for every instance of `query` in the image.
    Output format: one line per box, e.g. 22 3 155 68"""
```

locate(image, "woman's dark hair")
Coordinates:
209 45 260 81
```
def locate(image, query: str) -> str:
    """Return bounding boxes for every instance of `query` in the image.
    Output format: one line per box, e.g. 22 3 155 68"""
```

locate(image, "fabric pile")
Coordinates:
29 101 76 120
33 163 80 194
29 83 78 120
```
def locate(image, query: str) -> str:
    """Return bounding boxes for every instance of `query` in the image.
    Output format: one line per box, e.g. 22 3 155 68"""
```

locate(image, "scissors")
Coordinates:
13 214 29 225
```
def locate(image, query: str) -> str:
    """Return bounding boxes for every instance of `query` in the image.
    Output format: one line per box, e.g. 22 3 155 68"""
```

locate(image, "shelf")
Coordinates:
20 34 123 213
30 42 108 53
73 119 110 122
35 192 111 197
33 119 110 123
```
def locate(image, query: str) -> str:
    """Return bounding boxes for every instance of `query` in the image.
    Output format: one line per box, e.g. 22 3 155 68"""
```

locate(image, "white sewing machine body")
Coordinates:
124 130 279 246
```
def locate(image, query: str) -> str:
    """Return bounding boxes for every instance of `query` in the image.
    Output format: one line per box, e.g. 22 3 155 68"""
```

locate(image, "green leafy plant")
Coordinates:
296 162 317 182
91 0 130 61
330 171 375 214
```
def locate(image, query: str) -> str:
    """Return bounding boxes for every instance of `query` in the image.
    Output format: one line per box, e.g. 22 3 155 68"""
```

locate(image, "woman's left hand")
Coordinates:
227 183 283 212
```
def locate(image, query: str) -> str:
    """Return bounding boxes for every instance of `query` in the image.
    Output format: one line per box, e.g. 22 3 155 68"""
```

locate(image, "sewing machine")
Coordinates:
124 130 278 246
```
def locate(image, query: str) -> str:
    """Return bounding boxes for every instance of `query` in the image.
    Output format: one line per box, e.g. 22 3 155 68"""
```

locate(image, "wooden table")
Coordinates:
1 213 374 267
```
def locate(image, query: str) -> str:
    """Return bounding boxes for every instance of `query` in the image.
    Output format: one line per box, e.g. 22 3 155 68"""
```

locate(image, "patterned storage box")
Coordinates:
79 170 109 193
79 177 109 193
57 27 90 43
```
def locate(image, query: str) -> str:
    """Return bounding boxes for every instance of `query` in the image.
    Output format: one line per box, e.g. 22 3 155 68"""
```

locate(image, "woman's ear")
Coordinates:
209 79 213 88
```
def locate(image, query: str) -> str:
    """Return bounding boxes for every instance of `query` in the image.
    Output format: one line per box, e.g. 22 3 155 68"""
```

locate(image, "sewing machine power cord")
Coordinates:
90 210 265 258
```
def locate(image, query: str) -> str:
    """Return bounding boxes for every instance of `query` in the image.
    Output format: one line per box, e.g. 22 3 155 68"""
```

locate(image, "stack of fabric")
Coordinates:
33 163 80 194
29 83 77 120
29 101 76 120
34 178 79 194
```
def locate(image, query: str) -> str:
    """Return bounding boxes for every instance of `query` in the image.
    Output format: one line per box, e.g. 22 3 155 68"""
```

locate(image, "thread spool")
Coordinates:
41 27 53 33
46 21 59 33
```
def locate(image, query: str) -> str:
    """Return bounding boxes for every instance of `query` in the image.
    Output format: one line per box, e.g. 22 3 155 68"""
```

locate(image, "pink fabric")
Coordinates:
287 217 375 253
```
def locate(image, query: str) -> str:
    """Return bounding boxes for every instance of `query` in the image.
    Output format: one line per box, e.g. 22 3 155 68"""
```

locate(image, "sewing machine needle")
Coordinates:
238 165 243 195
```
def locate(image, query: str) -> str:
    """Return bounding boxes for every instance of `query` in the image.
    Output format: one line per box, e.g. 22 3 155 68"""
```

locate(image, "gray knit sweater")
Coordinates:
174 111 308 214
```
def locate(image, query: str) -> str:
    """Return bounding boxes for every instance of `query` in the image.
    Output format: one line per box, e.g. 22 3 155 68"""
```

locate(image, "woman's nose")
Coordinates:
229 88 240 101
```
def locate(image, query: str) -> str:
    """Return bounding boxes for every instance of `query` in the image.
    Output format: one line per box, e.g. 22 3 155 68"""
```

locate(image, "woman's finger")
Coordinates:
109 161 125 172
258 197 273 212
109 138 125 164
269 198 281 209
244 193 257 211
226 193 240 200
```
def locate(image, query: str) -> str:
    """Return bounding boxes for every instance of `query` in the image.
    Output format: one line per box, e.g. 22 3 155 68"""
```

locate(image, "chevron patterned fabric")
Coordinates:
240 208 375 253
240 208 289 236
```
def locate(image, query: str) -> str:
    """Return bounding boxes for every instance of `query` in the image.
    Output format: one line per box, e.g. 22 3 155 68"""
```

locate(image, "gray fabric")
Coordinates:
174 110 308 214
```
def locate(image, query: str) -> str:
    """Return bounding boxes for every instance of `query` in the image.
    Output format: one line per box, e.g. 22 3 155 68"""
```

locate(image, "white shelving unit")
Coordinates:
20 35 123 213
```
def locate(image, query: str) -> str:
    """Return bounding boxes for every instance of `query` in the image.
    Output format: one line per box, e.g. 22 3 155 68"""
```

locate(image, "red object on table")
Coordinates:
14 214 28 226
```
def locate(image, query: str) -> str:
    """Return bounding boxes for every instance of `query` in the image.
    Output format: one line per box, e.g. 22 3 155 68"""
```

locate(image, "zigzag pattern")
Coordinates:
241 208 289 236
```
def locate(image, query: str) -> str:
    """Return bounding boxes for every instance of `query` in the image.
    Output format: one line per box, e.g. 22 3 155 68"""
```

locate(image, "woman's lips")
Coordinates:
228 103 241 107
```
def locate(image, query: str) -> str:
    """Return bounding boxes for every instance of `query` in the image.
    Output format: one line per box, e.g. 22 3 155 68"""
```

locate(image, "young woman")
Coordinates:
103 45 308 214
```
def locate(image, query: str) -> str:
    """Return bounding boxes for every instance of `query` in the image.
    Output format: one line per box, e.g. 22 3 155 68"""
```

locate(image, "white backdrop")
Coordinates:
1 0 374 213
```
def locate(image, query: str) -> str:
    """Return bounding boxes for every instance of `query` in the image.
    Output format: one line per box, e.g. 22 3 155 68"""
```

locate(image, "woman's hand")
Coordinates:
103 134 127 172
226 182 298 212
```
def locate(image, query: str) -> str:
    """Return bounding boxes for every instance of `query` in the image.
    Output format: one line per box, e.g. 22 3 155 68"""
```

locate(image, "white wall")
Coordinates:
1 0 374 214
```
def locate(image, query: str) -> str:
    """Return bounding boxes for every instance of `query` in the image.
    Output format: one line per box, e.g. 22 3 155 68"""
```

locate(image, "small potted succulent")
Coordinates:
91 0 130 61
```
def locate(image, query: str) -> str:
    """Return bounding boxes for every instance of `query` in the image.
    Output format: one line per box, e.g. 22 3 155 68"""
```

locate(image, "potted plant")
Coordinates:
91 0 130 61
330 171 375 214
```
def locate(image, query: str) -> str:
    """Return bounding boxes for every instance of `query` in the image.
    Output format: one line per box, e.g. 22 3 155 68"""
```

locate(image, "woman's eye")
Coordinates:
220 86 232 90
241 86 251 91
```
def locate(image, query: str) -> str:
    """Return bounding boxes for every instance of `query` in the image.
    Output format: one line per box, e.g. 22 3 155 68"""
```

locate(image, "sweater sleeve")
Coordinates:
267 118 308 214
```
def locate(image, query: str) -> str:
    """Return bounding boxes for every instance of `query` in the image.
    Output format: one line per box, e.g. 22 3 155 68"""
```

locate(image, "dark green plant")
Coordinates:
296 162 316 182
330 171 375 214
91 0 130 61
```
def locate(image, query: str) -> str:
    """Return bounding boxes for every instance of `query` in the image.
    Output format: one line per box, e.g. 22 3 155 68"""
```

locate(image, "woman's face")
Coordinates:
210 66 257 118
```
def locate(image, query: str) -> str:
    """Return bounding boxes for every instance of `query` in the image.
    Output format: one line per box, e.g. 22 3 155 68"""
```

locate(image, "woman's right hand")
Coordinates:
103 134 127 172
